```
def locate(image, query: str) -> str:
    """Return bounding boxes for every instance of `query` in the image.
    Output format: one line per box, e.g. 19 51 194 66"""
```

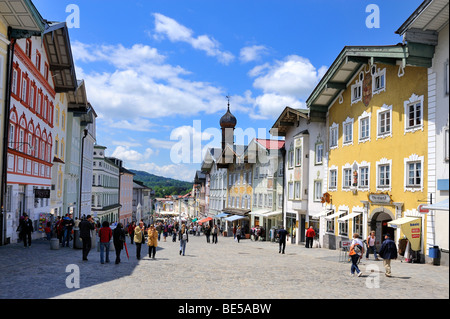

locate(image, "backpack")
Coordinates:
353 244 362 254
182 232 187 241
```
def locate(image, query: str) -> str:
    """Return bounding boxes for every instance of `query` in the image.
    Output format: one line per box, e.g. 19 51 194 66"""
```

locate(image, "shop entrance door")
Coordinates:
370 209 394 250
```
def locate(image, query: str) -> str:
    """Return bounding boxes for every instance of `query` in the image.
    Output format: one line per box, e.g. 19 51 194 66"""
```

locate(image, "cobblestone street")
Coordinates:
0 234 448 300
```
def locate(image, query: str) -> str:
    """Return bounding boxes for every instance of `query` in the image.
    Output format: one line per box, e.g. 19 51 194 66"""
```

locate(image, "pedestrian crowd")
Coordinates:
16 214 400 277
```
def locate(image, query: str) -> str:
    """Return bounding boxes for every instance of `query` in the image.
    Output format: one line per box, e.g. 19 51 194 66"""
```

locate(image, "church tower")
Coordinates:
219 97 237 165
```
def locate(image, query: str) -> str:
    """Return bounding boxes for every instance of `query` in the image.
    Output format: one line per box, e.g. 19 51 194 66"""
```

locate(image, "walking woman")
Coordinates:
147 224 158 259
178 224 189 256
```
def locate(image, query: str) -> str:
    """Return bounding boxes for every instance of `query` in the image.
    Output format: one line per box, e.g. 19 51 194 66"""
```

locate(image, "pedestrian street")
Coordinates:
0 234 448 300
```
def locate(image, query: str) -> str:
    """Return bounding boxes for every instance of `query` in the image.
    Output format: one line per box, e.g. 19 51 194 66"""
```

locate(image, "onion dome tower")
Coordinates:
220 97 236 165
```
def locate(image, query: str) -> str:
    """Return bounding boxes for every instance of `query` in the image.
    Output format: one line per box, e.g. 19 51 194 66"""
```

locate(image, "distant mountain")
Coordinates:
130 169 193 197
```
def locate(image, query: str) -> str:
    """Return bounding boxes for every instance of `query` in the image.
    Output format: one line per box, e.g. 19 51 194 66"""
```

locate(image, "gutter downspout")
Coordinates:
78 129 88 222
0 29 15 246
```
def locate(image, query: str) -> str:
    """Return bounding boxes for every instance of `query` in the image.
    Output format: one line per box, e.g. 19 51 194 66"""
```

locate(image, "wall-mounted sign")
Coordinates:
368 192 392 205
34 189 50 198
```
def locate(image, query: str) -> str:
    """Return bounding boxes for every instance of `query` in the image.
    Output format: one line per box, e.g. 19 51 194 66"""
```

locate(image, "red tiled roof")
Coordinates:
255 139 285 150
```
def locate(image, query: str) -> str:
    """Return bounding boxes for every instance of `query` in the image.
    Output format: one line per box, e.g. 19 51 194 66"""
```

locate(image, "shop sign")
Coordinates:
368 192 392 205
34 189 50 198
417 204 429 214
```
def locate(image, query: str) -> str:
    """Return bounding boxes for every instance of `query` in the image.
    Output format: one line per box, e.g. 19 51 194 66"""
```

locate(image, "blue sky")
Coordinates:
34 0 423 181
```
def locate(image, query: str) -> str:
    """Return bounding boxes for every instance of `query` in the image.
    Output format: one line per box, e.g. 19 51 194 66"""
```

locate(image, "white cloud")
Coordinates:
240 45 269 63
72 41 232 125
153 13 234 65
249 55 327 119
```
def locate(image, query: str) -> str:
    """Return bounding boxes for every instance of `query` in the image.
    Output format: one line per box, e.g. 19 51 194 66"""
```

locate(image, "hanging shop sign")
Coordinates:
34 189 50 198
368 192 392 205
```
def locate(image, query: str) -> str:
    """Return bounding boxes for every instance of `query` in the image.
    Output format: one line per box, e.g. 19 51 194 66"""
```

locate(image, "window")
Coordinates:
359 166 369 189
294 181 301 200
445 127 449 162
44 63 49 81
329 168 337 190
329 123 338 149
268 194 273 208
377 164 391 188
35 51 41 71
445 60 449 96
408 102 421 127
236 197 240 208
379 110 390 134
288 149 294 168
372 66 386 94
295 146 302 166
358 112 370 143
326 211 335 233
288 182 294 200
407 162 421 187
338 211 348 236
343 168 352 189
253 194 257 207
30 86 35 110
21 78 27 102
8 124 15 147
351 72 363 104
278 194 283 208
404 94 424 133
353 213 363 236
26 39 32 58
12 70 18 95
314 180 322 202
315 143 323 165
404 154 424 192
343 122 353 145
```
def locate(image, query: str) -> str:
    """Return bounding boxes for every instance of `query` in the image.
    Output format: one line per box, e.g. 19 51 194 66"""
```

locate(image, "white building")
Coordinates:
92 145 120 223
201 147 227 219
245 138 284 241
396 0 449 265
271 107 327 246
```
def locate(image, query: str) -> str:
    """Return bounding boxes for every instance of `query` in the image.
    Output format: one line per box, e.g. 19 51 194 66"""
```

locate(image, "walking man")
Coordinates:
62 214 74 248
305 226 315 248
79 215 95 261
211 225 218 244
277 226 288 254
19 214 34 248
379 233 398 277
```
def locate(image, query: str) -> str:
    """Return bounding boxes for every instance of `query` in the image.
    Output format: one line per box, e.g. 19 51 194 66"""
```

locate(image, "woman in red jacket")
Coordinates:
99 221 112 264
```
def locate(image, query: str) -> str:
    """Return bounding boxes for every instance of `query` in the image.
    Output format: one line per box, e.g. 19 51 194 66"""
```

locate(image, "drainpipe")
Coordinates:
0 29 15 246
78 128 88 220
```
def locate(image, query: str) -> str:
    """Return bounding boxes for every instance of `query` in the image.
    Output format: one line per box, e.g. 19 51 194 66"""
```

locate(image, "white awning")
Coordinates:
311 209 333 219
422 198 449 211
337 211 362 222
265 211 282 217
324 211 344 220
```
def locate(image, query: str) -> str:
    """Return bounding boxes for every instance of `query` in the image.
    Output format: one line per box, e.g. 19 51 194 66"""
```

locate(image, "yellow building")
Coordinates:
307 45 434 261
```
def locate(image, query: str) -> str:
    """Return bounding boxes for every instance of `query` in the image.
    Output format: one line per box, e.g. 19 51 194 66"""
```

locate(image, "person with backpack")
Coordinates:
378 233 398 277
178 224 189 256
349 233 364 277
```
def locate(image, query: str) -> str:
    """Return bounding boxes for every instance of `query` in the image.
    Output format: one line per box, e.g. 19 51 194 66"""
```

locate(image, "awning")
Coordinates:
265 211 282 217
311 209 333 219
388 216 422 251
192 218 198 222
324 211 344 220
225 215 247 222
249 210 271 217
198 217 212 224
422 198 449 211
338 211 362 222
388 216 421 227
215 213 230 218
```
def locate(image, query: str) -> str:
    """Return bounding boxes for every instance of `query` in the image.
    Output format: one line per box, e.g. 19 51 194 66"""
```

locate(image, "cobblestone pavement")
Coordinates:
0 234 448 299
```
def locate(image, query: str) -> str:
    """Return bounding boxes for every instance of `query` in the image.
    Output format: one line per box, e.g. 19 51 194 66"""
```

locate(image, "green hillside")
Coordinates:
130 169 192 197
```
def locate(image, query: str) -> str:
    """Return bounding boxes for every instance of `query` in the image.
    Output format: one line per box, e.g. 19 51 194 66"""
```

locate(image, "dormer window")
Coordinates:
372 66 386 95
